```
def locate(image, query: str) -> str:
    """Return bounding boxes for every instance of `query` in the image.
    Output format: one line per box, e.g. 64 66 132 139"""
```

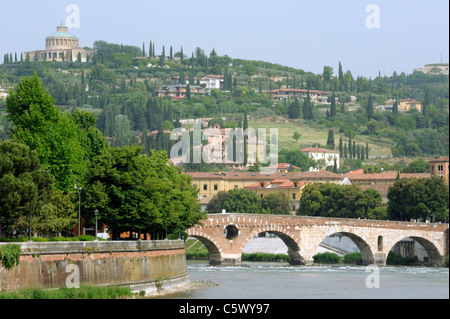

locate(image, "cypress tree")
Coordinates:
348 135 352 158
289 98 300 119
326 129 335 149
367 94 374 121
244 111 248 166
393 96 399 116
344 143 348 159
366 142 369 159
352 141 356 159
330 92 336 117
302 91 313 120
339 136 343 157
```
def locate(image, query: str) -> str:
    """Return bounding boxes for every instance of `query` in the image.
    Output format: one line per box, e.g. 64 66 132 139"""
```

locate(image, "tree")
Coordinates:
299 182 384 219
261 193 291 215
222 189 262 214
387 177 449 223
82 146 205 238
393 96 399 116
206 191 229 214
278 149 313 171
402 158 430 173
6 73 87 191
326 129 335 149
0 140 55 237
329 92 336 117
288 98 300 119
367 94 374 121
293 132 301 145
302 91 313 120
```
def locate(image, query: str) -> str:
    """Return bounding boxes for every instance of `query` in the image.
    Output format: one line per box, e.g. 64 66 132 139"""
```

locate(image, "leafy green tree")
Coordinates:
6 73 87 191
402 158 430 173
261 193 291 215
82 146 204 238
206 191 229 214
0 140 54 237
278 149 314 171
293 132 301 145
387 177 449 223
222 189 262 214
299 182 385 219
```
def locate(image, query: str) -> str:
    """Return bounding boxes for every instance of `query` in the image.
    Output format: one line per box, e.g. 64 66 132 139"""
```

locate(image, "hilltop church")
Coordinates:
24 23 96 63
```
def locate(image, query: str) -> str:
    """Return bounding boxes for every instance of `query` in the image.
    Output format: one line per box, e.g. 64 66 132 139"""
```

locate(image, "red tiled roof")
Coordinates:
302 147 339 154
268 89 328 94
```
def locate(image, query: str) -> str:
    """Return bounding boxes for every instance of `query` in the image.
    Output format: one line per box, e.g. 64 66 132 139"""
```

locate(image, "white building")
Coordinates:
302 147 340 170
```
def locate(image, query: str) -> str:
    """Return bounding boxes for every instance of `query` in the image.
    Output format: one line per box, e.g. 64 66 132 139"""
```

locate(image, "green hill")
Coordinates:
1 40 448 171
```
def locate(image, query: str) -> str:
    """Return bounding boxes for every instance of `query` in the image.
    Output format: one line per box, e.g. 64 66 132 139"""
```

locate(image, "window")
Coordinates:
377 236 383 251
292 193 296 200
203 184 207 191
260 194 263 198
214 184 218 191
234 185 238 189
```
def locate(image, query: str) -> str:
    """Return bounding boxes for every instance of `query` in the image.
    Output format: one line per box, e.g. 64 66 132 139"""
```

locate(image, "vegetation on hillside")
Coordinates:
1 41 448 167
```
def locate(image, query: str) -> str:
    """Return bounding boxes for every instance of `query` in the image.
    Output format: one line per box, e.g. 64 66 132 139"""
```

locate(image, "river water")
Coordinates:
170 261 449 299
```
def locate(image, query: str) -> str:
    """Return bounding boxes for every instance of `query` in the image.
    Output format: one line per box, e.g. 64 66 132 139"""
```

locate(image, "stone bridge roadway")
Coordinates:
186 214 449 266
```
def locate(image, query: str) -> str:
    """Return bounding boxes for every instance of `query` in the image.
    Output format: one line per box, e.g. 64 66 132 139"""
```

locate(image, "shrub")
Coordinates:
241 253 290 262
386 252 418 265
313 252 341 264
343 252 362 264
0 244 21 270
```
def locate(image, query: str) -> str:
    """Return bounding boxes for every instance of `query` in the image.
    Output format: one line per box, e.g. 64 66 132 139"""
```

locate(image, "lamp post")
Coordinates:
94 209 99 241
74 180 82 236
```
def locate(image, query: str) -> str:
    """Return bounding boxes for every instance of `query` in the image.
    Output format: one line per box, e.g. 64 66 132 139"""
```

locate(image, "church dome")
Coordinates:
45 23 79 50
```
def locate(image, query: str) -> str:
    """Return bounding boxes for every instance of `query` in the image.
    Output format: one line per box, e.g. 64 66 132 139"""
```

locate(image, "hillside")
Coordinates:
1 41 448 173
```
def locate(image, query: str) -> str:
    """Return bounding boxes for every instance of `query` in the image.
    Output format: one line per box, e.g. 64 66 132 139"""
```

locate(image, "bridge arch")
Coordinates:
242 228 304 264
187 230 224 266
315 231 375 265
387 235 445 266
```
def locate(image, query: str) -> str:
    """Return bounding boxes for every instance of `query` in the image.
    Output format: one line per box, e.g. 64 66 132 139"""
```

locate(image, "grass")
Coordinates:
0 284 134 299
250 116 393 158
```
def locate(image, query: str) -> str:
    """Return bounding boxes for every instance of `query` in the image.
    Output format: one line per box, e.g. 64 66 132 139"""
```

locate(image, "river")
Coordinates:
169 260 449 299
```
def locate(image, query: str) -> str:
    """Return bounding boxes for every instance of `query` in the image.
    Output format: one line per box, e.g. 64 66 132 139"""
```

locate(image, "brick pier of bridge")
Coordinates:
186 214 449 266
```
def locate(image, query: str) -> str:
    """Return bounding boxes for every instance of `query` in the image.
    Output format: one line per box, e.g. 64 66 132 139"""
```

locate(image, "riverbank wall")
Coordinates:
0 240 188 294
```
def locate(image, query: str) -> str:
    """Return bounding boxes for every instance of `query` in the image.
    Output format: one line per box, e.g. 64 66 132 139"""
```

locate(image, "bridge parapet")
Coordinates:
187 214 449 266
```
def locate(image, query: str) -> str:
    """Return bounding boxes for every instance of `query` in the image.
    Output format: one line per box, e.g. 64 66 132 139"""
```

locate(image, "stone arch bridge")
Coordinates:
186 214 449 266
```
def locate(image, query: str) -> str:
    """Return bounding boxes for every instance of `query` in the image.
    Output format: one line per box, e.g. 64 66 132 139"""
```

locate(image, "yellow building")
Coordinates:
184 171 342 198
244 179 308 213
399 99 422 112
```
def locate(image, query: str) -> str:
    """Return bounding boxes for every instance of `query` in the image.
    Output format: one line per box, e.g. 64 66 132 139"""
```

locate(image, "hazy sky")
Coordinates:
1 0 448 78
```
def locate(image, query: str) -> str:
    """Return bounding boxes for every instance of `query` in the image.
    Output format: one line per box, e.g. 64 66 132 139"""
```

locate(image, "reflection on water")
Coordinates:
168 261 449 299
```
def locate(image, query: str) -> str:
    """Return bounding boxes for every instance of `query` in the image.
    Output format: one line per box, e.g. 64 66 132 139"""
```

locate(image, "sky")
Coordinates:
1 0 448 78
